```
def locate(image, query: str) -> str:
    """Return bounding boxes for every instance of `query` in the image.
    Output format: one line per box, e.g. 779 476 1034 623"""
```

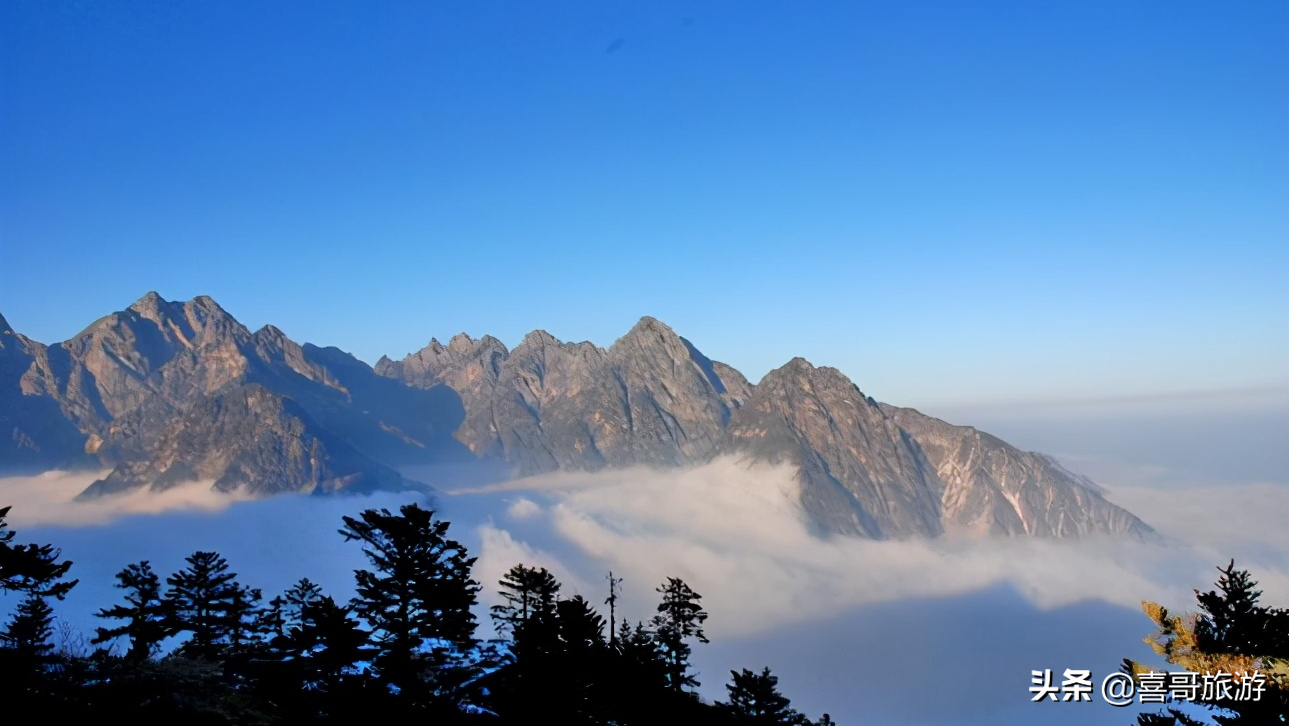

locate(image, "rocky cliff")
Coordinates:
3 294 1153 540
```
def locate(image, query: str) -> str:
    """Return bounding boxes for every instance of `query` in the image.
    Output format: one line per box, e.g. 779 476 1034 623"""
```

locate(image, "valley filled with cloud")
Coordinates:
4 436 1285 725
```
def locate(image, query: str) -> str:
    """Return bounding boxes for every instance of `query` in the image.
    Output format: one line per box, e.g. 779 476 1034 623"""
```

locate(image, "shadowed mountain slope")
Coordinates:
3 295 1152 539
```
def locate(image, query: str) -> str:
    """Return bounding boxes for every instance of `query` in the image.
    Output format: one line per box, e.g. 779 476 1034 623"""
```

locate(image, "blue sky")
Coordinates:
2 0 1285 410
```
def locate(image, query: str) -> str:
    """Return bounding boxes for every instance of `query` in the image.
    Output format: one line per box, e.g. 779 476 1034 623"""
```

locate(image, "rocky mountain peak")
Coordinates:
759 357 872 401
254 324 287 343
5 295 1156 543
128 291 166 313
757 357 815 389
190 294 222 311
476 335 508 354
517 329 559 349
780 356 815 373
609 317 698 372
447 333 476 352
615 315 681 348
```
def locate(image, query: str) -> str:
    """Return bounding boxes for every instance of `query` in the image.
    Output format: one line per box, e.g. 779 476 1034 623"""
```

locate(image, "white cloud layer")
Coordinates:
0 470 255 527
3 457 1285 725
454 457 1289 640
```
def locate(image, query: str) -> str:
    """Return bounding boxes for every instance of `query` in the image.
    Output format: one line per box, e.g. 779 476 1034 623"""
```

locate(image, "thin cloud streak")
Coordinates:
0 470 256 527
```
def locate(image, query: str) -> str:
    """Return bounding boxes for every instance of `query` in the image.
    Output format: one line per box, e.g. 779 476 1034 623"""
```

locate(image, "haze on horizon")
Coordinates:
1 0 1285 412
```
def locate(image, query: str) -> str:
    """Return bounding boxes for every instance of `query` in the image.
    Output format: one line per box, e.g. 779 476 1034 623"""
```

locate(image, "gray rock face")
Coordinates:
881 404 1154 538
380 317 743 477
1 293 466 496
79 384 409 498
3 294 1154 541
724 359 944 539
0 314 95 472
385 322 1154 541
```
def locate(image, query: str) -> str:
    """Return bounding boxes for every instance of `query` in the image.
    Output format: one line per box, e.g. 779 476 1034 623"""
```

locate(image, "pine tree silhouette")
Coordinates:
721 667 806 725
165 551 240 660
650 577 709 693
491 563 560 639
339 503 480 701
92 560 171 662
0 505 76 599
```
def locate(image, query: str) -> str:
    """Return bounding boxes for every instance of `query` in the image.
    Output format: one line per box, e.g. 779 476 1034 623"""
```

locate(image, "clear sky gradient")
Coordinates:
2 0 1285 410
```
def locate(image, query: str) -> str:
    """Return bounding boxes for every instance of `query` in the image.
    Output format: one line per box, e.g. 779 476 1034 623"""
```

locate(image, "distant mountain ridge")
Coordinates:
2 293 1154 540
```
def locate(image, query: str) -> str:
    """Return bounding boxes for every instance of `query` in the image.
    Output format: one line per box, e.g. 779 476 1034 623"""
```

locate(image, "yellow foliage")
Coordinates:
1133 599 1289 692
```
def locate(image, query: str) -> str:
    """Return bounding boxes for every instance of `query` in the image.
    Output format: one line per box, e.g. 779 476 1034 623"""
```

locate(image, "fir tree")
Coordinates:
339 503 481 699
1129 560 1289 725
283 594 375 694
223 581 264 653
491 563 561 638
2 592 56 661
721 667 806 725
650 577 709 693
0 505 76 599
165 550 240 660
92 560 171 662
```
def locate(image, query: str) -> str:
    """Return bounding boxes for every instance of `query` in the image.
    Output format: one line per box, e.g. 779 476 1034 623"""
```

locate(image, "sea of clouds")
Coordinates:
2 449 1286 725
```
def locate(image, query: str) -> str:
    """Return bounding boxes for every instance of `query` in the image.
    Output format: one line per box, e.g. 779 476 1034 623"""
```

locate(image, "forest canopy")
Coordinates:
0 501 833 725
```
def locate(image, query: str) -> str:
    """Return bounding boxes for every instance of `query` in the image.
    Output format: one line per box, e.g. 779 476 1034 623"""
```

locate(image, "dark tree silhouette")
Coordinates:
0 504 837 724
721 667 808 725
0 505 77 599
262 577 324 643
223 580 265 653
339 502 481 700
491 563 560 638
558 595 607 652
165 550 241 660
554 595 613 723
284 578 324 629
650 577 709 693
486 573 618 725
92 560 171 662
0 504 79 707
276 593 375 695
606 571 622 648
2 592 56 661
1129 560 1289 725
1194 560 1287 657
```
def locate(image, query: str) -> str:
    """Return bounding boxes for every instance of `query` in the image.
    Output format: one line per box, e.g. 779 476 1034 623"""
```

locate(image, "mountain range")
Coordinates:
0 293 1153 540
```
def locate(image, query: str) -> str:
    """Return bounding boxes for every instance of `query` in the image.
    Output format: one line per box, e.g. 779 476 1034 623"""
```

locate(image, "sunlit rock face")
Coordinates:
382 316 739 476
3 294 1152 540
382 318 1152 541
882 404 1154 539
2 293 463 497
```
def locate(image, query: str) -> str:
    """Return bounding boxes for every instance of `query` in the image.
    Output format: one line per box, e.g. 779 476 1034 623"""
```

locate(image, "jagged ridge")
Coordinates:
2 294 1154 540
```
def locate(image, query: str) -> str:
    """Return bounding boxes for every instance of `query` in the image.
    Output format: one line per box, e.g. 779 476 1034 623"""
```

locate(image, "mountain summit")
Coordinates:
2 299 1153 540
380 315 1154 540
